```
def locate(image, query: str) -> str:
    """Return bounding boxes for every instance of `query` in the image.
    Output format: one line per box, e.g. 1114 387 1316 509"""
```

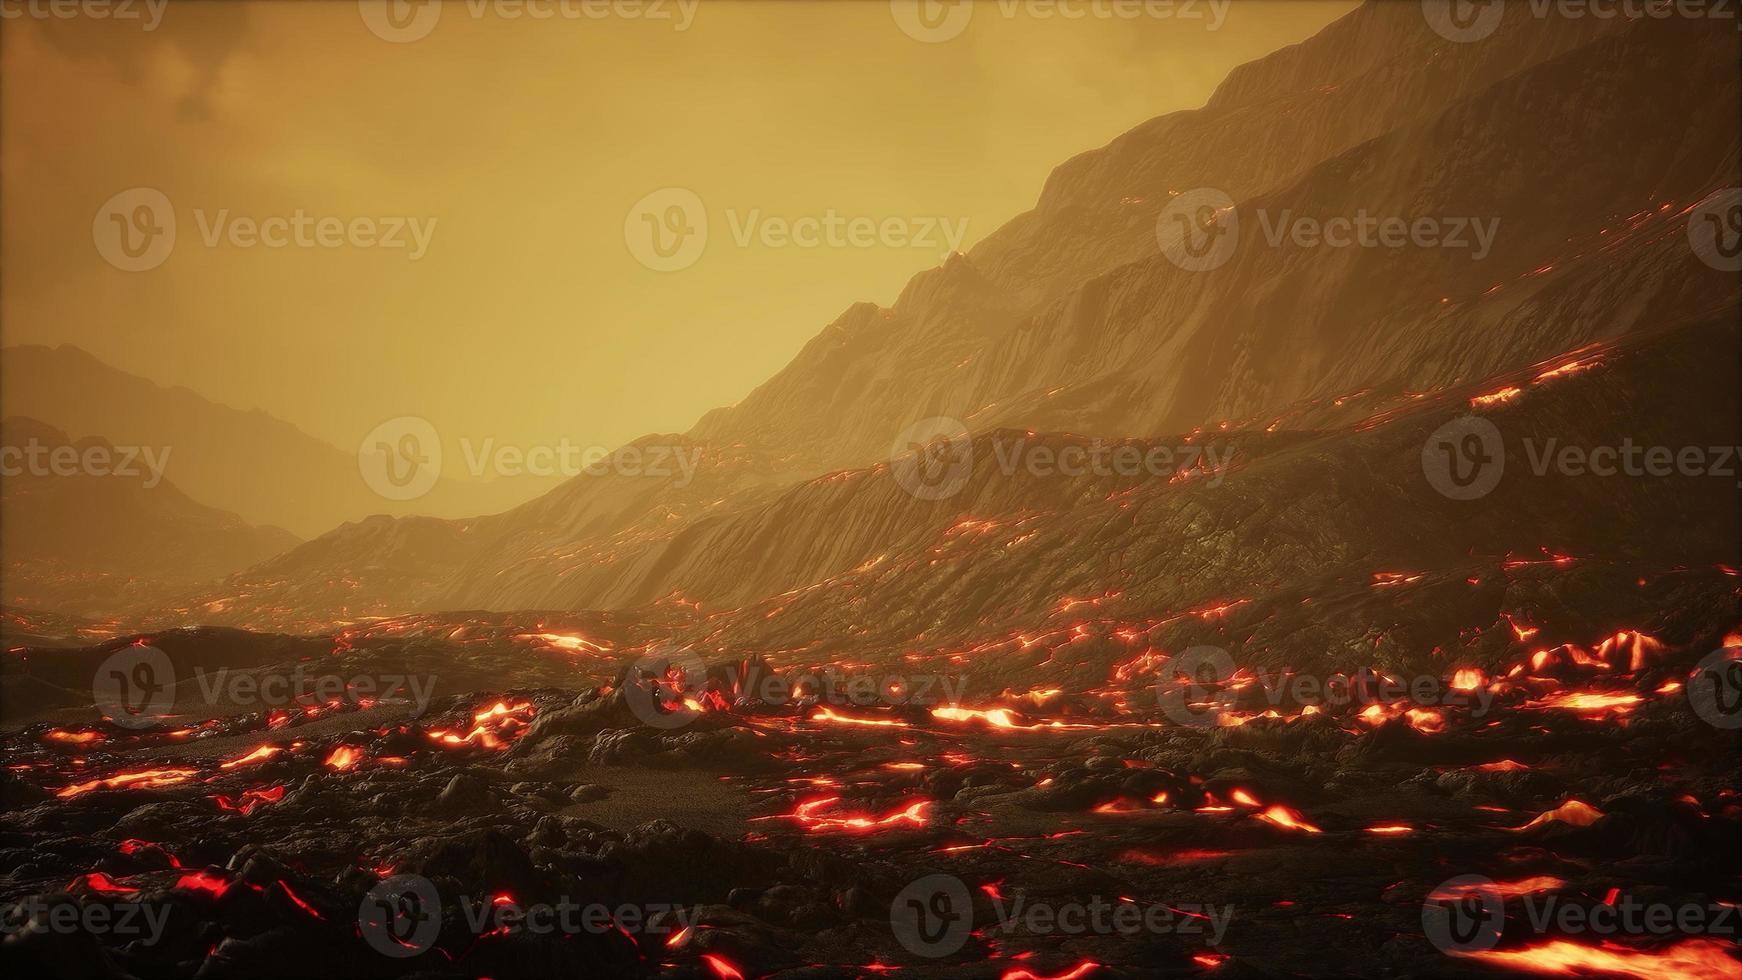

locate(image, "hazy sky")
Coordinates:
3 0 1356 456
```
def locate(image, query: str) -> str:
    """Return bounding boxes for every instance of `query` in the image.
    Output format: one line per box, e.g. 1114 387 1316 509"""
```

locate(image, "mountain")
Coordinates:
688 6 1720 465
1 417 301 616
148 4 1738 632
0 345 556 537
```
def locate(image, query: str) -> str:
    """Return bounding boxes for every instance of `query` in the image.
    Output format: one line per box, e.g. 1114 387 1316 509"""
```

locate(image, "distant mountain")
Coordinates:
0 345 555 537
1 417 301 616
136 5 1742 630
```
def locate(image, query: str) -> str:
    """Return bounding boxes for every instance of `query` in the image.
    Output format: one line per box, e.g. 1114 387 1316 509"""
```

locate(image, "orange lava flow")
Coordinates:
931 705 1024 728
1521 691 1641 715
1470 386 1522 408
42 729 105 746
1000 962 1101 980
810 707 909 728
781 796 930 834
1454 938 1739 980
517 631 612 655
212 784 286 815
701 954 746 980
220 744 289 769
427 699 536 750
1428 876 1565 900
1255 804 1321 834
1513 799 1603 832
56 767 199 798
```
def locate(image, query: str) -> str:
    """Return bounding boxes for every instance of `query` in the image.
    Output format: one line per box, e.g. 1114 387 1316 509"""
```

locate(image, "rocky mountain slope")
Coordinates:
136 5 1740 634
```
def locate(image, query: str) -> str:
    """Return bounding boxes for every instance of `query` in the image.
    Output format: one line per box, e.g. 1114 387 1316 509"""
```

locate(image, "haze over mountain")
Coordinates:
1 344 562 537
1 416 299 616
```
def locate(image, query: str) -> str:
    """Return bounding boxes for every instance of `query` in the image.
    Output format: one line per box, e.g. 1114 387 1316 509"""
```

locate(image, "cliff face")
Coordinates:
682 12 1728 466
687 3 1638 465
156 6 1739 632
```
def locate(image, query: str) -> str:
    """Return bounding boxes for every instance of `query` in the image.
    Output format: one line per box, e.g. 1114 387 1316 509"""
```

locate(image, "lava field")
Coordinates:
4 3 1742 979
3 539 1739 980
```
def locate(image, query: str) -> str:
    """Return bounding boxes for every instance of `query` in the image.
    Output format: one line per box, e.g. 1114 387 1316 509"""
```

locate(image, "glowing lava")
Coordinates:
776 796 931 834
1455 938 1738 980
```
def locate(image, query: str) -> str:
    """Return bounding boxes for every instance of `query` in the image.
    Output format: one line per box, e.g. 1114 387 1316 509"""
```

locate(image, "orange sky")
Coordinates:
2 0 1356 459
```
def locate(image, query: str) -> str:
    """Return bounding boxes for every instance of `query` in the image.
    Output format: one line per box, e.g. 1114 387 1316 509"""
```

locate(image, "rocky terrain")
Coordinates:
2 3 1739 978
